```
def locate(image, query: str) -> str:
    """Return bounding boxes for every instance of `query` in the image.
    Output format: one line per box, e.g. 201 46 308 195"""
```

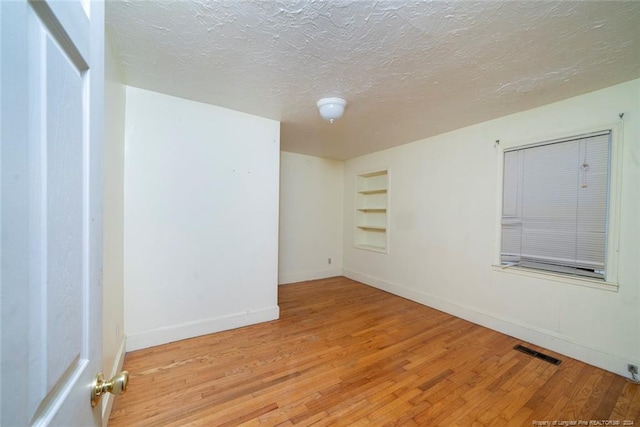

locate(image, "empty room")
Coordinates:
1 0 639 426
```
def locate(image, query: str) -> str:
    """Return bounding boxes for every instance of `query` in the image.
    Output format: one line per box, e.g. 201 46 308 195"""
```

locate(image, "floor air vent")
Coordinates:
514 344 561 365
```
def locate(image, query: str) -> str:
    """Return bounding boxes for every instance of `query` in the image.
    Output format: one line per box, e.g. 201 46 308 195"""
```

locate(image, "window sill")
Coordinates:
491 265 619 292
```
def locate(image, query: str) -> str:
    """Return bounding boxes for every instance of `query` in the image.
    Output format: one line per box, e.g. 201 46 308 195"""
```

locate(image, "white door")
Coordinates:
1 0 104 425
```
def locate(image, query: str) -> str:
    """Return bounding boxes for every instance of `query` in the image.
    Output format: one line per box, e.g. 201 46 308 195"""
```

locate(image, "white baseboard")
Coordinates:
102 336 126 426
278 268 343 285
126 305 280 352
343 268 638 378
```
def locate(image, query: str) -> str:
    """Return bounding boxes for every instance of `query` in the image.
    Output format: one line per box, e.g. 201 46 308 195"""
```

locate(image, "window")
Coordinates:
500 131 611 279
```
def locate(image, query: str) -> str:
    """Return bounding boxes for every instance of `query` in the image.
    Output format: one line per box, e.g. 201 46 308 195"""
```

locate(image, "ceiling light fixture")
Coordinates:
317 97 347 123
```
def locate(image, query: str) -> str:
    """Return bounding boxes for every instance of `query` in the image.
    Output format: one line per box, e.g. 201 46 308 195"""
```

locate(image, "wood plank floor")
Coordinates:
109 277 640 426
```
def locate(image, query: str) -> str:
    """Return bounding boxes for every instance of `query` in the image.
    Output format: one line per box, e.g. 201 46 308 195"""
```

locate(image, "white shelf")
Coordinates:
355 169 389 252
357 208 387 213
359 170 388 178
357 225 386 231
355 244 387 253
358 188 387 195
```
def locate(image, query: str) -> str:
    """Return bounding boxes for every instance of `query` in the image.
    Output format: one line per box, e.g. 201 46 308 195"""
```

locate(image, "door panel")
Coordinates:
1 0 104 425
45 28 85 399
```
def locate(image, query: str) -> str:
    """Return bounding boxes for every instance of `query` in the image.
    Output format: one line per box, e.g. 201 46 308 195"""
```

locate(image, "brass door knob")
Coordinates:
91 371 129 407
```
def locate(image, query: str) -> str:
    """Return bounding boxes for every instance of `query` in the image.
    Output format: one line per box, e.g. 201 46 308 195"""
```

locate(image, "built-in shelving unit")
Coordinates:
355 169 388 253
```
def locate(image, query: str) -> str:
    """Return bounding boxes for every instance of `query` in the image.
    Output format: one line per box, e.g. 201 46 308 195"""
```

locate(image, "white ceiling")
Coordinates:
106 1 640 160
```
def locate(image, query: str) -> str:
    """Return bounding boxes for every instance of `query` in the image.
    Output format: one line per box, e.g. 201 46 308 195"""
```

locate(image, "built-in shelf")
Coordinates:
354 244 387 253
357 208 387 213
355 169 389 253
357 225 387 231
359 170 387 178
358 188 387 195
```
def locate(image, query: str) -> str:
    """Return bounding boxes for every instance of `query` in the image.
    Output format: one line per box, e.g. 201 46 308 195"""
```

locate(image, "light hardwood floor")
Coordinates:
109 277 640 426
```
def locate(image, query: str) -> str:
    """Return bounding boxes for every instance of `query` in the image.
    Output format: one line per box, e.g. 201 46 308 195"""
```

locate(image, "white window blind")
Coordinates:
501 131 610 279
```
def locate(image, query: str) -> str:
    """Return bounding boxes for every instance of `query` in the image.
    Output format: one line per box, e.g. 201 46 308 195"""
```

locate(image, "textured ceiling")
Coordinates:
106 0 640 160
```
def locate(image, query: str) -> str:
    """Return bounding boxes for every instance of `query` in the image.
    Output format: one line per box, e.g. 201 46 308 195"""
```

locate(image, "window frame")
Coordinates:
493 122 623 291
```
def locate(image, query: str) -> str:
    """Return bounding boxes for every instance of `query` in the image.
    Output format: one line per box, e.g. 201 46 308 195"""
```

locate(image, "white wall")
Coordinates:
102 34 126 423
343 79 640 376
124 87 280 351
279 152 344 284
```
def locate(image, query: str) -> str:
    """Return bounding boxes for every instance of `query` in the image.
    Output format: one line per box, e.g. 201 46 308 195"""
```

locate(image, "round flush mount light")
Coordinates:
317 97 347 123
